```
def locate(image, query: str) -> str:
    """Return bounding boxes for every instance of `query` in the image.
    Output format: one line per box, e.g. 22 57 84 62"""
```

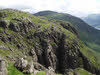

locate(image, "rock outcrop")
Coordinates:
0 9 100 75
0 57 8 75
15 58 34 74
46 67 56 75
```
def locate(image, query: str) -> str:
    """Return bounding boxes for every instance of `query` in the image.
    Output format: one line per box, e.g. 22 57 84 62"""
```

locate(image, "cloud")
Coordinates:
66 0 100 17
0 0 100 17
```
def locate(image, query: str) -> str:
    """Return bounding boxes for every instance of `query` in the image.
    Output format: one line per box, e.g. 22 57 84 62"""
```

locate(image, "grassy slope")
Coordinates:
34 11 100 52
8 64 29 75
0 9 77 75
0 9 100 75
0 9 78 58
74 68 94 75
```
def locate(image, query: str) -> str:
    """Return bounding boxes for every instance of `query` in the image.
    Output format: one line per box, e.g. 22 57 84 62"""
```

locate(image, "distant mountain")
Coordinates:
82 14 100 30
34 11 100 52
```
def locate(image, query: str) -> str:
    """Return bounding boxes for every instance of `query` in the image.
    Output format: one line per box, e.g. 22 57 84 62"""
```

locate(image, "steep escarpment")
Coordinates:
0 9 100 75
34 11 100 52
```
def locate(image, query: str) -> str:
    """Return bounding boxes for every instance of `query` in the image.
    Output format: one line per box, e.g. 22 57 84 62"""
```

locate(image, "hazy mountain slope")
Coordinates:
34 11 100 52
0 9 100 75
82 14 100 30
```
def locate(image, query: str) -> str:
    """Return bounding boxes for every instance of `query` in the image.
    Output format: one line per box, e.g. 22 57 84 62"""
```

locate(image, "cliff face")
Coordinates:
0 9 100 75
34 11 100 52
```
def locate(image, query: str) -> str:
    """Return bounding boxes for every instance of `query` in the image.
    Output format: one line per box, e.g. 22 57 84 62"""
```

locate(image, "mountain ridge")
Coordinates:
34 11 100 52
0 9 100 75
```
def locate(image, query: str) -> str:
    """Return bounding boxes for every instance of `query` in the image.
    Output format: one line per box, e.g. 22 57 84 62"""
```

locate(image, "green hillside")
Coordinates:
0 9 100 75
34 11 100 52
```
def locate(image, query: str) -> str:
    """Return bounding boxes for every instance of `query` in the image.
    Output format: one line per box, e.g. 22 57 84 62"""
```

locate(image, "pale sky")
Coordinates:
0 0 100 17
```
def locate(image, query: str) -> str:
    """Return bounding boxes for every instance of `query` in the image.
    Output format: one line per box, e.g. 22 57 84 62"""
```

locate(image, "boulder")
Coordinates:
0 57 8 75
74 72 79 75
33 62 46 71
0 19 8 28
9 22 20 32
15 58 28 70
15 58 34 74
25 61 34 73
46 67 56 75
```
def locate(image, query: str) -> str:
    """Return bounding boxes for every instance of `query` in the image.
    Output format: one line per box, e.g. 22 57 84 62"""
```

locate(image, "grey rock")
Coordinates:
9 22 20 32
45 44 57 70
0 57 8 75
15 58 34 74
25 61 34 73
74 72 79 75
30 48 38 62
33 62 46 71
0 45 8 50
15 58 28 70
0 19 8 28
46 67 56 75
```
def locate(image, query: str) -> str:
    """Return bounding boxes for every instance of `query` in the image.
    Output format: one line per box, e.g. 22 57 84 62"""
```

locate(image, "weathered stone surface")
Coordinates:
0 45 8 50
9 22 20 32
15 58 28 70
44 44 57 70
15 58 34 74
29 48 38 62
25 61 34 73
74 72 79 75
0 57 8 75
0 19 8 28
33 62 46 71
46 67 56 75
0 9 100 75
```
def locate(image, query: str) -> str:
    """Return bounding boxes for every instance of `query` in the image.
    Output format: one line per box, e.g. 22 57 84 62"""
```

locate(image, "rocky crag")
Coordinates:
0 9 100 75
34 11 100 52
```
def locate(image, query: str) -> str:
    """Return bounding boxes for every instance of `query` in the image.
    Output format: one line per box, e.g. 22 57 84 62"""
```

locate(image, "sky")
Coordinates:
0 0 100 17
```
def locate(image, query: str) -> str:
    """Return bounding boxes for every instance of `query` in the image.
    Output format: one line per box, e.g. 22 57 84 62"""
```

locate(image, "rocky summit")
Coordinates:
0 9 100 75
